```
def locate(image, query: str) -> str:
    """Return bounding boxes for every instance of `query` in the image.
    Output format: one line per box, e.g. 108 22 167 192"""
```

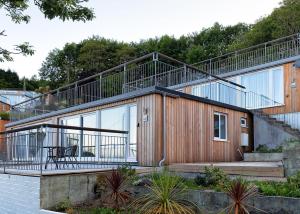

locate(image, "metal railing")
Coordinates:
191 81 282 109
9 33 300 122
193 33 300 76
11 52 242 122
0 124 134 174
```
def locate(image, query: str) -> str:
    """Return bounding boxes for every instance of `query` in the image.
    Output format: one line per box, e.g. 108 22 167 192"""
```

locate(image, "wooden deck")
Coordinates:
168 161 285 177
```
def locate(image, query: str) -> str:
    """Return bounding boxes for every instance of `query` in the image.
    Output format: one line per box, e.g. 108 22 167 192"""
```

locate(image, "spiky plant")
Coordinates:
130 171 199 214
105 169 131 209
224 178 265 214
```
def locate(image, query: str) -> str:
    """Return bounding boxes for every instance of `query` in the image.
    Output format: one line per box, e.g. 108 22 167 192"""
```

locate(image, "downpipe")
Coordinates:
159 93 166 167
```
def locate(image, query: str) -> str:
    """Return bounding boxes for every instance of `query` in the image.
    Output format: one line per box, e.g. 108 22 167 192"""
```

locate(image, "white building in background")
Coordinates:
0 89 39 106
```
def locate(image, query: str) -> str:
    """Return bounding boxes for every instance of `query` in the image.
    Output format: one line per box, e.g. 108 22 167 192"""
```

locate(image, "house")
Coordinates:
0 100 10 112
3 33 300 169
0 33 300 213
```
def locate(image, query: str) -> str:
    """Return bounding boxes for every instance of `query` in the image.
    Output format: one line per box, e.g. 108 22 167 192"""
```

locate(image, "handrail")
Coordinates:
1 123 128 135
193 33 300 65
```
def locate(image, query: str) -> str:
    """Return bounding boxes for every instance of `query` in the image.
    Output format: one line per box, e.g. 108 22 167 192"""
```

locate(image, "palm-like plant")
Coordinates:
130 171 199 214
105 169 131 209
224 178 265 214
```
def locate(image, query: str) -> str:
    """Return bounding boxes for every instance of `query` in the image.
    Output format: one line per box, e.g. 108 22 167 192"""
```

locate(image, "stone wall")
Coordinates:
0 174 40 214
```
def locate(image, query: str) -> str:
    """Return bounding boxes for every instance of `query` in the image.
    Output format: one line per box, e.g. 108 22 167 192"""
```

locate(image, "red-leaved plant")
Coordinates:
105 169 131 209
223 178 266 214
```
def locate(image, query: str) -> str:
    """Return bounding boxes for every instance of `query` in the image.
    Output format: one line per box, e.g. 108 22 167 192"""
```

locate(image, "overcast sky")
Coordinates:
0 0 281 78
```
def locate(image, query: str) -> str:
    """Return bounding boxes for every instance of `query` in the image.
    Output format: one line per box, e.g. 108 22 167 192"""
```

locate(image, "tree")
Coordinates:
0 0 95 62
230 0 300 49
0 69 21 88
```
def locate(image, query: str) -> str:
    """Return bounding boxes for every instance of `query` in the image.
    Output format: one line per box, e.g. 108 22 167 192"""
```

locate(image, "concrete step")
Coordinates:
168 162 284 178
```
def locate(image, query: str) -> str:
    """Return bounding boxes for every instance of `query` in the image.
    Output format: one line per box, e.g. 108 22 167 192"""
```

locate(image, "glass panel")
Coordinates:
273 67 284 104
220 115 226 139
100 106 127 159
129 105 137 159
62 117 80 155
82 113 97 157
214 114 219 138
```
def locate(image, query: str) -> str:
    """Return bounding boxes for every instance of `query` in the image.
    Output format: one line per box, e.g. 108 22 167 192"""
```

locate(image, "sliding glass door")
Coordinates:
59 103 137 162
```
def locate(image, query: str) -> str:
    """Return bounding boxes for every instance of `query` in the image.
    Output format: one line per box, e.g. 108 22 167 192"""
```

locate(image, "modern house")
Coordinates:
0 33 299 213
0 34 300 213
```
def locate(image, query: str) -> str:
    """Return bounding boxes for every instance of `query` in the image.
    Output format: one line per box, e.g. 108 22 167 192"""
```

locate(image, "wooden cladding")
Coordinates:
262 63 300 115
136 94 252 166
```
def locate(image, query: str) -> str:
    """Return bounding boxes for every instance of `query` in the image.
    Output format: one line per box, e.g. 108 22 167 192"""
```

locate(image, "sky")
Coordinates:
0 0 282 78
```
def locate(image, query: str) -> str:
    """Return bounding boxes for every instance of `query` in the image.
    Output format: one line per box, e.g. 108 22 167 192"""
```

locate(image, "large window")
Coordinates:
59 104 137 161
214 112 227 141
192 66 284 109
240 66 284 108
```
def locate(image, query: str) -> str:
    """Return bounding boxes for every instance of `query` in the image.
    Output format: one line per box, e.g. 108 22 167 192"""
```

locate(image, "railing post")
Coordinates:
74 82 78 105
99 74 102 99
264 43 267 62
183 64 187 83
40 127 44 175
209 59 212 99
123 64 127 93
235 51 238 71
153 52 158 86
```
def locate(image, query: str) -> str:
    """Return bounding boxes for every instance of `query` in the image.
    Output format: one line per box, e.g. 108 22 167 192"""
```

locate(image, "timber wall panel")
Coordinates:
163 96 251 164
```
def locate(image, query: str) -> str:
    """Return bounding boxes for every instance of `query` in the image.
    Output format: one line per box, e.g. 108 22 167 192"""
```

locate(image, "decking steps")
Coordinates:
168 161 284 177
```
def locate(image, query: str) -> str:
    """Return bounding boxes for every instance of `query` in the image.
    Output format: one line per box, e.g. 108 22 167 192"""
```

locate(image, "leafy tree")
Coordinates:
0 69 21 88
0 0 95 62
230 0 300 49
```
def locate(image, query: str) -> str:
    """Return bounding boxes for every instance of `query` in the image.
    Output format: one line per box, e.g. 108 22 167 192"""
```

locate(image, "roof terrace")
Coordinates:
9 33 300 122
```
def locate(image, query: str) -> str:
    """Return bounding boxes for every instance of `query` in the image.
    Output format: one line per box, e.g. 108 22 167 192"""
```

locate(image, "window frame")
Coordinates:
240 117 247 128
213 112 228 141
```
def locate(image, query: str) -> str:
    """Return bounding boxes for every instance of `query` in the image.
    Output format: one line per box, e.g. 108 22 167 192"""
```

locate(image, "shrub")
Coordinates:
223 178 262 214
117 164 137 183
256 180 300 198
288 171 300 188
0 112 9 120
55 199 72 212
131 170 199 214
105 169 131 209
256 144 282 153
194 166 228 188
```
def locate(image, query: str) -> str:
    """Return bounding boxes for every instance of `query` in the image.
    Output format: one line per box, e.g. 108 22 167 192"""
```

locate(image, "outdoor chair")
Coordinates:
64 145 79 169
45 146 66 170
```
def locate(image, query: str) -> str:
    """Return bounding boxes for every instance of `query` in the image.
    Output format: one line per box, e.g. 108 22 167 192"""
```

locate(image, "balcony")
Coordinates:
9 33 300 122
0 124 134 175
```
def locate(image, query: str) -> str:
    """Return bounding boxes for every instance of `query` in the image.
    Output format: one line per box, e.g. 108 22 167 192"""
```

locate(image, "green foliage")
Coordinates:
194 167 229 188
0 68 49 91
117 164 137 183
255 172 300 198
0 0 94 62
0 111 9 120
55 199 72 212
230 0 300 49
287 171 300 188
131 170 199 214
256 144 283 153
72 207 128 214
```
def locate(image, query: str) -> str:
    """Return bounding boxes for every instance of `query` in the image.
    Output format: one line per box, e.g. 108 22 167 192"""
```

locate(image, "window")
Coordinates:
214 112 227 141
240 117 247 128
240 66 284 108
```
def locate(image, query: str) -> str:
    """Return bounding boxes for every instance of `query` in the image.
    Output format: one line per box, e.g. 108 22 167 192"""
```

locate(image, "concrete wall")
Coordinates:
283 140 300 176
40 172 110 209
253 115 295 150
187 190 300 214
0 174 41 214
244 153 283 162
